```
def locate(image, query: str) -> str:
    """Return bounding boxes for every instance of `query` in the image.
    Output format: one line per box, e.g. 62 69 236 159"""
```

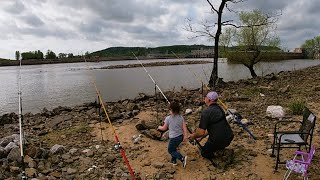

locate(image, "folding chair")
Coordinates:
271 107 317 170
283 145 315 180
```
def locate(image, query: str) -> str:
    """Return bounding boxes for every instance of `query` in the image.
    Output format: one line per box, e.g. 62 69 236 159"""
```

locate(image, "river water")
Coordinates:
1 58 320 114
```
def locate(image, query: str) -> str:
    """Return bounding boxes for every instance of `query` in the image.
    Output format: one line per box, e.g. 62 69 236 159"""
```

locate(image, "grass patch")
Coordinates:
241 87 260 97
39 123 92 147
288 100 305 115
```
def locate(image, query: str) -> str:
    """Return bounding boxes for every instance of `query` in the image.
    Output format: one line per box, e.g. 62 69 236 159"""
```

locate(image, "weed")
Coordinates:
288 100 305 115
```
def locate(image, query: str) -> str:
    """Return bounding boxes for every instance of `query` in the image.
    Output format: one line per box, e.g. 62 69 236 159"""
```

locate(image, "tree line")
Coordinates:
14 50 91 60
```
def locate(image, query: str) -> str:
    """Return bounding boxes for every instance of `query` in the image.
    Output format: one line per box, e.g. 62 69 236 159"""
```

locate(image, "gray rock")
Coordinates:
67 168 77 175
4 142 18 152
0 147 5 158
24 155 37 168
132 110 139 115
25 168 37 178
50 144 65 154
153 162 164 169
7 147 21 162
69 148 78 155
103 154 116 162
82 149 94 157
127 103 138 111
0 135 15 147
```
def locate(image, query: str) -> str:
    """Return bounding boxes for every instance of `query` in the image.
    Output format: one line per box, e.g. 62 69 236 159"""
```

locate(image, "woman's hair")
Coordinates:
169 102 180 114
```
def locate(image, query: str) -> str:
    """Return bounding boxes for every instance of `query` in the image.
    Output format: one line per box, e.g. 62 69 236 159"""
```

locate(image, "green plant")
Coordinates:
288 100 305 115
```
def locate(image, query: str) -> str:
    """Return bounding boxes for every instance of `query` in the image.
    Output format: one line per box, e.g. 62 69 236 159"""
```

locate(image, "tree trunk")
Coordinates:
248 65 257 78
208 0 227 89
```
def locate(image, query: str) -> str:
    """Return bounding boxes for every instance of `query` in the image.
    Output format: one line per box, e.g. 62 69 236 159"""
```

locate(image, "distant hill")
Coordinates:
90 45 282 58
90 45 214 58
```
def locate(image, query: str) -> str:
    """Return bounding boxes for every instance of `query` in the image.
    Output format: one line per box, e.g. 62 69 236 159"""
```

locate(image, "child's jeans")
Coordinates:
168 134 183 162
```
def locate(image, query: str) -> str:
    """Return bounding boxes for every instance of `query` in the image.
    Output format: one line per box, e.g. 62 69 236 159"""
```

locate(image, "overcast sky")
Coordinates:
1 0 319 59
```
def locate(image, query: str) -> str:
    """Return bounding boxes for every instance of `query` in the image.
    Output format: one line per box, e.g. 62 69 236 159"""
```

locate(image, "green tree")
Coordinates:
35 50 44 59
15 51 20 61
58 53 67 59
45 50 57 59
301 36 320 59
224 10 280 78
84 51 90 58
67 53 74 58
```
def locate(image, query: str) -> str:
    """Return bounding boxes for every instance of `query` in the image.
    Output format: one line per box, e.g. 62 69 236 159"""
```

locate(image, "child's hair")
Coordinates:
169 102 180 114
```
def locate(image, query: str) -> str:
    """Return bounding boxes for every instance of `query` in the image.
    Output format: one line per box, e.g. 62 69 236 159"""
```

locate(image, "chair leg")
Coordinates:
271 134 276 156
275 143 281 170
283 169 292 180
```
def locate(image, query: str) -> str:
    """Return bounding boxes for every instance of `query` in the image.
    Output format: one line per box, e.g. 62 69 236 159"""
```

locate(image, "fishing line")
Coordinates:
83 57 136 179
171 52 256 140
132 52 219 168
132 53 170 104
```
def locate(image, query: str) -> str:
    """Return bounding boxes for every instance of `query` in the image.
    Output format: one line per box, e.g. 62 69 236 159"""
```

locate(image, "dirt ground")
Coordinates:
92 108 320 180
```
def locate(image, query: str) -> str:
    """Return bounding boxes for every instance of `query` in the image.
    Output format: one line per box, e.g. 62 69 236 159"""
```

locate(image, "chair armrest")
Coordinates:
274 120 302 131
293 160 309 164
295 151 309 155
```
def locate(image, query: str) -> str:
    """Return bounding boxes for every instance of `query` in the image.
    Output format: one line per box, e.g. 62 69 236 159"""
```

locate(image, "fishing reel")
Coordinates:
114 142 121 152
188 137 196 146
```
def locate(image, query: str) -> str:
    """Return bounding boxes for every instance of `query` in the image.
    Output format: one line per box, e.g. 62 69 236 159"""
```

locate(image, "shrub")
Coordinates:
288 100 305 115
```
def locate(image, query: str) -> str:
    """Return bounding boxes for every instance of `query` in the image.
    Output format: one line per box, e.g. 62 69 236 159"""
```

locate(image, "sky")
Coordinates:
1 0 319 59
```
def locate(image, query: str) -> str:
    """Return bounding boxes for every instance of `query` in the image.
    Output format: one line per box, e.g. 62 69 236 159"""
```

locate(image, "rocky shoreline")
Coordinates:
98 60 212 69
1 65 320 179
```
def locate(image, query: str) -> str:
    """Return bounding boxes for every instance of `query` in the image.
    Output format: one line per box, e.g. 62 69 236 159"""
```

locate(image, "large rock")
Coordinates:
24 155 37 168
142 129 162 140
50 144 65 154
4 142 18 153
52 106 72 115
266 106 285 119
25 168 37 178
0 135 15 147
0 112 18 126
0 147 6 158
135 120 147 130
127 103 139 111
7 147 21 162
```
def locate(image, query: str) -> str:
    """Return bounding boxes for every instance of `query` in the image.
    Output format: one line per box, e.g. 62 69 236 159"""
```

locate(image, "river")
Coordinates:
1 58 320 114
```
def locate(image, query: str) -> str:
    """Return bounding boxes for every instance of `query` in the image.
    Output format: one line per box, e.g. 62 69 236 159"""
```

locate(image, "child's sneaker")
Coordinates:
169 160 177 166
182 156 187 168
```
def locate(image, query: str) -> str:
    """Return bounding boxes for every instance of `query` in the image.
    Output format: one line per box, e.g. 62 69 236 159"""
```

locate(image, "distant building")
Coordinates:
293 48 303 53
191 48 214 58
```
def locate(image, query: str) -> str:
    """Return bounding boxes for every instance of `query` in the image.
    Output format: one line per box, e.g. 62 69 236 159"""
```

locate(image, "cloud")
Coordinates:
0 0 320 59
20 13 44 27
3 0 25 14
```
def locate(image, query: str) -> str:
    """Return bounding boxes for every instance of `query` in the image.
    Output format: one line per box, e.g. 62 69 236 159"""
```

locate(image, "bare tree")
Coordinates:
185 0 244 88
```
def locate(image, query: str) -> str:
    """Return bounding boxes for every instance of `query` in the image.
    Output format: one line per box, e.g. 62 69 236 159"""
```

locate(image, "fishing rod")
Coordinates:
83 57 136 180
171 52 256 140
132 53 217 167
132 53 170 104
18 58 27 180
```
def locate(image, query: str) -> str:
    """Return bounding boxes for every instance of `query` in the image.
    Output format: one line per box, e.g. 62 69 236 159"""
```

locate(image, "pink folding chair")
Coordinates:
283 145 316 180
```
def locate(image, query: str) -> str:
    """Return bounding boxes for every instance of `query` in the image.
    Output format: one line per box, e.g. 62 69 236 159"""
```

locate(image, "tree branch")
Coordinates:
206 0 218 14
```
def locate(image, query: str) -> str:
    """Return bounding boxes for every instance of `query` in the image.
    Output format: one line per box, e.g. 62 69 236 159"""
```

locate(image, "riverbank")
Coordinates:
98 60 212 69
0 56 186 67
0 65 319 179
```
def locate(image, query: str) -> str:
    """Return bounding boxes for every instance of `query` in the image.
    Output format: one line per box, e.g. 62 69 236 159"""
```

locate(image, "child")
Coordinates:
158 102 188 167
